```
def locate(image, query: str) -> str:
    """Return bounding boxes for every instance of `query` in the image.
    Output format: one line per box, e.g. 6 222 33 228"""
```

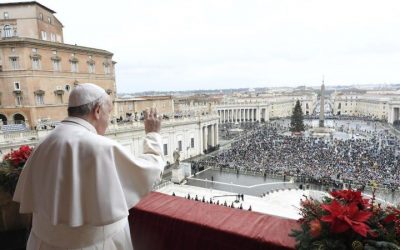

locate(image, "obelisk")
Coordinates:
319 80 325 128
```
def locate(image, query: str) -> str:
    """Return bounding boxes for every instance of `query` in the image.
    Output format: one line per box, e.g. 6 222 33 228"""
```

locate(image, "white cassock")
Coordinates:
13 117 165 250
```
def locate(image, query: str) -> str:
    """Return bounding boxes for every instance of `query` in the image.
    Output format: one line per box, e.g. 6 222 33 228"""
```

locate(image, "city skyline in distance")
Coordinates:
7 0 400 93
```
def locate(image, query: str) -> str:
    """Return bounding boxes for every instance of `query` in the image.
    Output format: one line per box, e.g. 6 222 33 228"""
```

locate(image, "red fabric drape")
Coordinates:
129 192 299 250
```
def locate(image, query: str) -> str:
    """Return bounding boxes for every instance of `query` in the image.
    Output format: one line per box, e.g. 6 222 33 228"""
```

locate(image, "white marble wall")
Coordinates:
0 115 219 163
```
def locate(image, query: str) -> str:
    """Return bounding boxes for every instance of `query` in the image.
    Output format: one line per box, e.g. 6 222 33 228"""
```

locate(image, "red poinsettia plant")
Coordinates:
290 189 400 250
0 145 33 194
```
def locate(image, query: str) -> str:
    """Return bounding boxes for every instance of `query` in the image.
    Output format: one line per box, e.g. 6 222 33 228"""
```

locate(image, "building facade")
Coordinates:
0 2 116 127
331 92 394 121
114 96 174 121
215 92 318 123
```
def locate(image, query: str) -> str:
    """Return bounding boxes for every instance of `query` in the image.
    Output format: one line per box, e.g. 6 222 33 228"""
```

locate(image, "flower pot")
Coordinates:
0 189 31 232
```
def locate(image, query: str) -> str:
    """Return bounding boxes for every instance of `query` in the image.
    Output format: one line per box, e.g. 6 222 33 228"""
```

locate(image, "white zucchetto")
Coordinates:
68 83 107 107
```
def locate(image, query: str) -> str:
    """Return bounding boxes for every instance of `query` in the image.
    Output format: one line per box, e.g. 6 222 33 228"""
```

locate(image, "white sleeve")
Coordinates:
114 132 165 209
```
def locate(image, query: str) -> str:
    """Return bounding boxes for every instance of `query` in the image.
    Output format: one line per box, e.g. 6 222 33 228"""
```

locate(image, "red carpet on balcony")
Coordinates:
129 192 298 250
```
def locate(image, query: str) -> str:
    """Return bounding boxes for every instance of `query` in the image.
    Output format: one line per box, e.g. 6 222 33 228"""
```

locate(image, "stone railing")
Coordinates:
0 130 38 144
107 115 219 133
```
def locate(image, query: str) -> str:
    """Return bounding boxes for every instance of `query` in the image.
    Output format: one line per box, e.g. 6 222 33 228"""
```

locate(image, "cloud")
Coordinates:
13 0 400 92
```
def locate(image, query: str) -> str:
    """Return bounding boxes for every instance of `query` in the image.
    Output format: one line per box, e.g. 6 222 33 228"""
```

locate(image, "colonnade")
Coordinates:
217 107 268 124
201 123 218 152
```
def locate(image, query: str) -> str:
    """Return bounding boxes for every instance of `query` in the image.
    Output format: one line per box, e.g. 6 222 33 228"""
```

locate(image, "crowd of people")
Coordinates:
196 120 400 191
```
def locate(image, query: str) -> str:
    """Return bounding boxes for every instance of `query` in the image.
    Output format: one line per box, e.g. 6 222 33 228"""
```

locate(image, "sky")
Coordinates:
6 0 400 92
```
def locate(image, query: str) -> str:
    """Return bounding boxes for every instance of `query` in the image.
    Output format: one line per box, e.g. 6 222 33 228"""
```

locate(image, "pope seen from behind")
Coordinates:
13 83 165 250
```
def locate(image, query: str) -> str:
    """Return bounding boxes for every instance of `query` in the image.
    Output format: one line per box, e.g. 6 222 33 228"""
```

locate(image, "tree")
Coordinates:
290 100 305 133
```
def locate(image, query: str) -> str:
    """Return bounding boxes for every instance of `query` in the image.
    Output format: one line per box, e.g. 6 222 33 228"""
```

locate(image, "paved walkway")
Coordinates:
157 183 326 220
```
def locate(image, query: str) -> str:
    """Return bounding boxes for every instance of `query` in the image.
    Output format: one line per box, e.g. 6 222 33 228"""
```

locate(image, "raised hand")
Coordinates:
143 107 162 134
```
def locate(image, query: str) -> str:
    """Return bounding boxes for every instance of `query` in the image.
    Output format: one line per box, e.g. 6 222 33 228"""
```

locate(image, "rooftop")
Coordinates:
0 1 56 14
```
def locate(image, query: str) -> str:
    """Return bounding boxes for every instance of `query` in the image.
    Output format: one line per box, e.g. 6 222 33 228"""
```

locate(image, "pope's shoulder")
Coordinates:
41 123 121 150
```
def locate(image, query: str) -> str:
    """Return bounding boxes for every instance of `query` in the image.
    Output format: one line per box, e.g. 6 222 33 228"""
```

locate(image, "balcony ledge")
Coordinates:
128 192 298 250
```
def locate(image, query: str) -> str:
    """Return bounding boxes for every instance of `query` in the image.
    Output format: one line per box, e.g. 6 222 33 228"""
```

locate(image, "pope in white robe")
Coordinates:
13 83 165 250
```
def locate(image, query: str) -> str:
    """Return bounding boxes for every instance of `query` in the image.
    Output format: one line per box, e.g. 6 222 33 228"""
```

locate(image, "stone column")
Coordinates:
200 125 203 154
264 108 269 122
214 123 218 146
210 124 214 147
203 126 208 151
235 109 239 123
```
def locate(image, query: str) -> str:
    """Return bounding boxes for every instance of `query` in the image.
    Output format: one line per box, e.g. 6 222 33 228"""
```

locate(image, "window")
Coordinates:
39 13 43 20
32 58 40 70
15 95 22 106
4 12 9 19
10 57 19 70
41 31 47 40
104 64 110 74
338 103 341 109
56 94 63 104
65 85 71 92
52 59 61 71
47 17 51 24
35 94 44 105
178 141 182 151
191 138 194 148
163 144 168 156
14 82 20 90
4 25 12 38
88 63 95 73
50 33 56 42
71 62 78 72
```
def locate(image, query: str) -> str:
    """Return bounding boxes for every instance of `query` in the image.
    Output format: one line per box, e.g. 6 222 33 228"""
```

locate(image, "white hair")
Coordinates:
67 95 109 117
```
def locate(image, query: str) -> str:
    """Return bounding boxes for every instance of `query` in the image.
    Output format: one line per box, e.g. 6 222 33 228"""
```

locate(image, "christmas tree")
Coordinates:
290 100 305 133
